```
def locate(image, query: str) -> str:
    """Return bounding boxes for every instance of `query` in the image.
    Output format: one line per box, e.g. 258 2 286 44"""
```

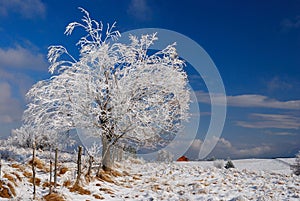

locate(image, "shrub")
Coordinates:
157 150 174 163
225 159 235 169
291 151 300 176
213 160 224 169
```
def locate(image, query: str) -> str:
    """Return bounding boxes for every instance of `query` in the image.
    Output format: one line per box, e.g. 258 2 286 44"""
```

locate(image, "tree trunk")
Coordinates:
87 155 93 177
101 135 112 171
75 146 82 185
54 148 58 189
49 160 52 195
0 154 2 179
32 142 36 200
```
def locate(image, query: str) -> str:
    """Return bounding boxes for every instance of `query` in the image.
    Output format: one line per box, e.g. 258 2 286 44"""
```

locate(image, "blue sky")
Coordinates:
0 0 299 159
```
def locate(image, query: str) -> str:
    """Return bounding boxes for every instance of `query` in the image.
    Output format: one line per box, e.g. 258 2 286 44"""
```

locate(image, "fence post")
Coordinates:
54 148 58 188
32 142 36 200
75 146 82 185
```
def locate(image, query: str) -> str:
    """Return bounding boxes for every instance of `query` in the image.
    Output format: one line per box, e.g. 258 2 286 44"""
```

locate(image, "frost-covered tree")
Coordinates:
157 150 174 163
23 8 190 170
224 159 235 169
10 124 72 150
291 151 300 176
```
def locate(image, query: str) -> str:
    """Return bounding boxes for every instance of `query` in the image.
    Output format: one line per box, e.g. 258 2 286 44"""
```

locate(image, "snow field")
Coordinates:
0 153 299 200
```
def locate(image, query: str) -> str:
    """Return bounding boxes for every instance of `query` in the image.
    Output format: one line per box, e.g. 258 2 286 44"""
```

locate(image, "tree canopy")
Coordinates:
21 8 190 169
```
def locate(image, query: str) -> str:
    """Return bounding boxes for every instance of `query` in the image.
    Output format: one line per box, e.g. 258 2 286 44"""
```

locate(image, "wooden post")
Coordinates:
49 160 53 194
87 155 94 177
75 146 82 185
54 148 58 188
0 153 2 179
32 142 36 200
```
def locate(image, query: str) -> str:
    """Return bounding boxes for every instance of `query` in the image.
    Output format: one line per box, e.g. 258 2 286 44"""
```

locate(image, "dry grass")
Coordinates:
63 180 71 187
0 180 16 198
122 171 130 176
85 175 94 183
151 184 162 192
28 177 41 186
28 157 49 172
43 193 65 201
11 172 22 181
93 194 105 199
42 181 60 188
7 183 16 197
28 157 45 169
59 167 68 175
110 169 123 177
69 183 91 195
133 175 141 180
23 171 32 178
99 187 114 194
11 163 25 171
3 173 17 186
97 170 115 183
0 182 11 198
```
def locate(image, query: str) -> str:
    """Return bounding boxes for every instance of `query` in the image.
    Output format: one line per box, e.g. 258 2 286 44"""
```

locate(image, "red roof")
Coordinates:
177 156 189 161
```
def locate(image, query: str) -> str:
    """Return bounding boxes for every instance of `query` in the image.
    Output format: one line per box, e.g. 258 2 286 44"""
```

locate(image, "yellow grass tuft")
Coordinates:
43 193 65 201
59 167 68 175
99 187 114 195
28 157 50 173
3 173 19 187
11 163 25 171
23 171 32 178
97 170 114 183
63 180 71 187
93 194 105 199
28 177 41 186
0 180 16 198
11 172 22 181
69 183 91 195
42 181 60 188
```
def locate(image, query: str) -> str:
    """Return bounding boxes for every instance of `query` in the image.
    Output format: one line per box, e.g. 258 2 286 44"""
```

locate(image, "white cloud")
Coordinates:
266 76 292 92
236 145 272 157
196 91 300 110
0 82 23 124
0 70 34 138
0 45 47 71
0 0 46 19
187 137 273 159
127 0 152 21
0 68 34 99
0 44 47 137
281 16 300 30
264 130 296 136
236 113 300 129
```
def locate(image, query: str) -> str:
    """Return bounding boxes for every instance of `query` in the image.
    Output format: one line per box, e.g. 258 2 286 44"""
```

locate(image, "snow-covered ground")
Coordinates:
0 148 299 200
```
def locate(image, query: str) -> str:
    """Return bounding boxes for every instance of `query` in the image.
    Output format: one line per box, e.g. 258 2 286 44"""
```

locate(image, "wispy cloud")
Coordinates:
188 137 274 159
0 68 34 99
264 130 296 136
236 113 300 129
0 82 22 124
266 76 293 92
281 16 300 30
0 45 47 71
127 0 152 21
196 91 300 110
0 0 46 19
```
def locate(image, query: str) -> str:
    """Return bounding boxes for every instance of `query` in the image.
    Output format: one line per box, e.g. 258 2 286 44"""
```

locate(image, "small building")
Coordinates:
177 156 189 162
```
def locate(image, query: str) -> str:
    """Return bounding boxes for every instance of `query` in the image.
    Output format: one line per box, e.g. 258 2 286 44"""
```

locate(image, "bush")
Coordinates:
291 151 300 176
213 160 224 169
157 150 174 163
207 156 216 161
225 160 235 169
